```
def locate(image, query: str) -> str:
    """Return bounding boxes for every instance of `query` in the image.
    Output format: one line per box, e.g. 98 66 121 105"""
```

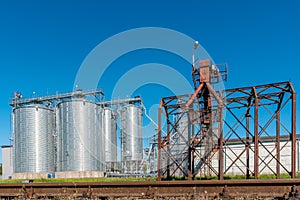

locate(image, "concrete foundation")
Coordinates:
12 172 50 179
55 171 105 179
12 171 105 179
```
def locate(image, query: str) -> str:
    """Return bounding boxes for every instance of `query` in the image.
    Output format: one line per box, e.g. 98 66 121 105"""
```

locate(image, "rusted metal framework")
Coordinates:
158 60 296 180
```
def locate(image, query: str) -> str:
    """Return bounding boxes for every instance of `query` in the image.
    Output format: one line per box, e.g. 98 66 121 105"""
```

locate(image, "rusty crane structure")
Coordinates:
157 58 296 180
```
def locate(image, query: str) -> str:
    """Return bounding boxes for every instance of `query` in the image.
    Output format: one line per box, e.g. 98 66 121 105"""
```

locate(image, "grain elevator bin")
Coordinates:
13 105 55 173
121 104 143 173
56 100 104 172
103 107 117 171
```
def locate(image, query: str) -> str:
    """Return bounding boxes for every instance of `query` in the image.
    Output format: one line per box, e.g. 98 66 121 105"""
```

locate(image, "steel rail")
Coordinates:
1 179 300 199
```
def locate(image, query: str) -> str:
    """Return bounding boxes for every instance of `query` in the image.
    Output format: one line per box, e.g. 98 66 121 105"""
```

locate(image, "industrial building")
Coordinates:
1 145 13 179
5 90 144 179
0 56 297 181
196 139 300 177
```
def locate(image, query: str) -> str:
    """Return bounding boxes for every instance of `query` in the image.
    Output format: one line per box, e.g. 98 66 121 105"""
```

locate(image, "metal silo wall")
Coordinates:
13 106 55 173
56 100 103 172
103 108 117 171
121 105 143 173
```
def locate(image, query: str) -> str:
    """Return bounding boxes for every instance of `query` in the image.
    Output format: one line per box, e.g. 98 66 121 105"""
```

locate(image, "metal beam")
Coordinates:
10 89 104 107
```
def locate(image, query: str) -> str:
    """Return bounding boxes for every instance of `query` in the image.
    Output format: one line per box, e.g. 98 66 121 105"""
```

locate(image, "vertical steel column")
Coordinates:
246 114 250 179
292 92 296 178
218 105 224 179
276 111 280 179
167 122 170 179
254 89 259 179
191 123 195 177
187 118 192 180
157 106 162 181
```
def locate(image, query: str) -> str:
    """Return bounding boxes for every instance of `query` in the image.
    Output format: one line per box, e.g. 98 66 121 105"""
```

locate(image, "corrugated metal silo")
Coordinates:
121 104 143 173
13 105 55 173
56 100 104 172
103 107 117 171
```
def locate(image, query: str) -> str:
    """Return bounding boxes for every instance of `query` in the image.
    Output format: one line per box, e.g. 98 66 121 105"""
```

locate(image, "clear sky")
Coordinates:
0 0 300 162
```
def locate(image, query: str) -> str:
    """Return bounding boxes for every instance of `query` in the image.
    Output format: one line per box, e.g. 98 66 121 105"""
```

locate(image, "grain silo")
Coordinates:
121 104 143 173
13 105 55 173
56 99 104 172
102 107 117 171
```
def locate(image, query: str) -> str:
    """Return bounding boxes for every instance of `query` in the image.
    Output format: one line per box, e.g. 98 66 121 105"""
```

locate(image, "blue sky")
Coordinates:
0 0 300 162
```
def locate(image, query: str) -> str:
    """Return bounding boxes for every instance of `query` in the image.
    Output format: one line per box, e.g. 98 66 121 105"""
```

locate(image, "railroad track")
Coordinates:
1 179 300 199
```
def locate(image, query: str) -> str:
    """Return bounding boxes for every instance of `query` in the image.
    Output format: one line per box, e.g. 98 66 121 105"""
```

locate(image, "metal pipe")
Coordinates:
157 106 162 181
218 91 224 180
292 92 296 178
98 97 142 106
254 88 259 179
246 115 250 179
167 121 170 179
276 111 280 179
187 118 192 180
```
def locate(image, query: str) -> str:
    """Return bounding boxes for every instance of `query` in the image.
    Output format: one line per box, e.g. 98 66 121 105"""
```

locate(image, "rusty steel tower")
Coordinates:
158 54 296 180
